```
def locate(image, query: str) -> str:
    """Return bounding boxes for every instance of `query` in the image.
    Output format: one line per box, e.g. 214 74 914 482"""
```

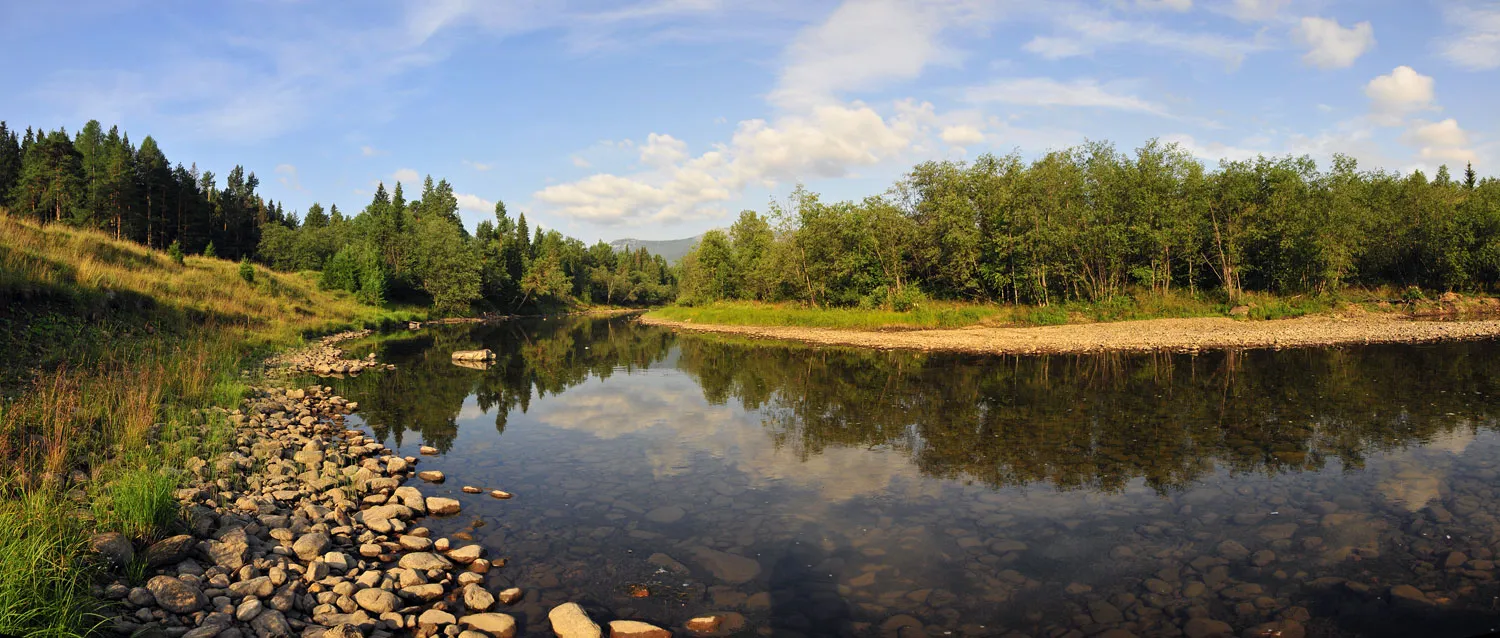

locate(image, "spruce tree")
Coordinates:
1466 162 1478 190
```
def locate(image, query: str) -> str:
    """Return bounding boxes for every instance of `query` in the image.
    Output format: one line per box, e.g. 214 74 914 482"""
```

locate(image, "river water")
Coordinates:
315 315 1500 638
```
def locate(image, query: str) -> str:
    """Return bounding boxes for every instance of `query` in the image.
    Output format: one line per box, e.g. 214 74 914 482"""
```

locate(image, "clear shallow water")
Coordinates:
315 316 1500 638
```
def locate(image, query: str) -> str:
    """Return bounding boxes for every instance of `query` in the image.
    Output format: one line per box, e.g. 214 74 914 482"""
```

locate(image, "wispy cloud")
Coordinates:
964 78 1167 116
462 159 492 171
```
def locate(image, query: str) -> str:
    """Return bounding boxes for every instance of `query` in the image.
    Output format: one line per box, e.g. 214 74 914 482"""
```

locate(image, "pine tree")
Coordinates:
1466 162 1478 190
303 202 328 228
136 136 170 247
0 122 21 206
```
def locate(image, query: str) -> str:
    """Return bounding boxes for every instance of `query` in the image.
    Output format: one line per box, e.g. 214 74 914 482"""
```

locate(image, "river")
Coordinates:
313 315 1500 637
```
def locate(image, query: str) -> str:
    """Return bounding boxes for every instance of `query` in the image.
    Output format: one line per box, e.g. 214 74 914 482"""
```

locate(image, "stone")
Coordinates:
989 539 1029 554
1243 620 1305 638
497 587 523 605
399 552 453 571
354 587 400 614
204 528 251 570
91 532 134 569
1183 618 1234 638
250 609 292 637
127 586 154 606
689 546 761 584
645 506 685 523
1088 600 1124 624
685 616 723 634
237 597 264 621
879 615 925 638
1444 551 1469 569
464 584 495 611
147 575 206 614
401 583 445 601
322 625 364 638
1217 540 1249 561
489 490 513 500
1258 523 1299 541
322 551 353 572
418 470 445 482
400 535 434 551
420 446 439 455
460 613 517 638
448 544 484 564
292 533 331 561
393 487 427 513
462 486 482 494
418 608 457 625
143 534 196 567
427 497 461 516
647 553 688 574
550 603 602 638
1389 584 1435 610
610 620 671 638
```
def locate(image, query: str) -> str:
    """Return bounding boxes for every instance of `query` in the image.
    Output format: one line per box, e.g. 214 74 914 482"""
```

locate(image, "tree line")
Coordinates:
0 120 677 313
679 140 1500 308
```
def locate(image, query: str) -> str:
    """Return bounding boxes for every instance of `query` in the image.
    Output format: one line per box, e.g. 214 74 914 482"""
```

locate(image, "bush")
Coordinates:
319 248 360 292
203 242 217 258
238 259 254 284
1402 285 1426 302
166 241 184 266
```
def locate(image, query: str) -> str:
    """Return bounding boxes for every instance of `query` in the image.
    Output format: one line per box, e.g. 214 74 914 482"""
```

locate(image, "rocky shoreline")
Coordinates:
266 331 395 377
638 311 1500 356
92 343 711 638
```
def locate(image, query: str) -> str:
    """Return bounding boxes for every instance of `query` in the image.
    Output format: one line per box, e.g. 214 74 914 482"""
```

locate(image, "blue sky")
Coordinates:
2 0 1496 242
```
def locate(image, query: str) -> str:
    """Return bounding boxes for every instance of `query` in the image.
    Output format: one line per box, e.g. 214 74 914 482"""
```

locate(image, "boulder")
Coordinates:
610 620 671 638
91 532 134 569
353 587 400 614
427 497 462 516
292 532 331 561
689 546 761 584
460 613 517 638
146 575 206 614
399 552 454 571
550 602 602 638
464 583 495 611
142 534 196 567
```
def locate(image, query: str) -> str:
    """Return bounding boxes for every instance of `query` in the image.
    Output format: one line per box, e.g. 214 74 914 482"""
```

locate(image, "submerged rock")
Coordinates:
550 603 602 638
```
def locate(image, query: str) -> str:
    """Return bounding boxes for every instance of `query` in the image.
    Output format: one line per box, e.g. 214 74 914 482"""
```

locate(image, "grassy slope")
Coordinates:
644 290 1429 332
0 213 411 636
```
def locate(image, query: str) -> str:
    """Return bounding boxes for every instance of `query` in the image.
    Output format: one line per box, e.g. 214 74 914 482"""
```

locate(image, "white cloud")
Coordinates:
455 193 495 213
1135 0 1192 11
1160 133 1265 163
361 145 387 157
1295 17 1374 69
1227 0 1288 22
462 159 492 171
769 0 999 108
1364 66 1435 123
1440 3 1500 70
571 156 592 168
274 164 307 192
940 124 985 146
534 101 930 225
392 168 421 183
1022 13 1266 65
639 133 689 168
964 78 1166 115
1402 119 1477 165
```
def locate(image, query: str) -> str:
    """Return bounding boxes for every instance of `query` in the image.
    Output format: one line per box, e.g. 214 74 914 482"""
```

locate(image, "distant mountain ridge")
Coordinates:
609 235 704 263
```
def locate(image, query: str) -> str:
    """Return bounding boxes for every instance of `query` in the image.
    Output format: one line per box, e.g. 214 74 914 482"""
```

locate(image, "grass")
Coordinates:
92 466 181 542
0 211 418 637
646 288 1451 332
0 488 103 637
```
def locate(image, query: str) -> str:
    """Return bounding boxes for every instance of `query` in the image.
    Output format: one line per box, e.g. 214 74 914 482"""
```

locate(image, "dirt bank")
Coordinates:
639 311 1500 354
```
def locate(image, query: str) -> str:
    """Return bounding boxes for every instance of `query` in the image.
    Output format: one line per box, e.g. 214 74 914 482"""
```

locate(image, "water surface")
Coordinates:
319 316 1500 637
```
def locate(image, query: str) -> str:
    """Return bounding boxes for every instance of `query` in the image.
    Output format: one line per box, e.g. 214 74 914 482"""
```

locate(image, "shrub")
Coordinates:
203 242 217 258
238 259 254 284
166 241 184 266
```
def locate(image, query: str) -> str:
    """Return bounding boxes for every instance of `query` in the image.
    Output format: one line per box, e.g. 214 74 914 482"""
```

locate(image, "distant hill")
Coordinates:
609 235 704 263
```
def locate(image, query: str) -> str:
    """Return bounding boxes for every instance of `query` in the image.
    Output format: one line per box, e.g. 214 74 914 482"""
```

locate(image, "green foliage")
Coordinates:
238 258 254 283
166 240 183 266
320 245 360 292
677 141 1500 311
203 241 216 258
92 467 180 541
0 489 102 637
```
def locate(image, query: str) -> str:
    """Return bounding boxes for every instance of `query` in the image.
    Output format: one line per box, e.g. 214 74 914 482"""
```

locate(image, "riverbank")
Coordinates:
640 309 1500 354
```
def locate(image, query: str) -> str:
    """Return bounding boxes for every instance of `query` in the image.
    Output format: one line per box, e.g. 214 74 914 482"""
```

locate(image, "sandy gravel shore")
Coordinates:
638 312 1500 355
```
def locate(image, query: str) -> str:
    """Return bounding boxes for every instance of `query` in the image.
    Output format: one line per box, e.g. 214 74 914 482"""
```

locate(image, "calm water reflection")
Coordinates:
318 316 1500 638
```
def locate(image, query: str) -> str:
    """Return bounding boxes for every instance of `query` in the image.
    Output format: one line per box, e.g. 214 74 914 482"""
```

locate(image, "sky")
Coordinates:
1 0 1496 242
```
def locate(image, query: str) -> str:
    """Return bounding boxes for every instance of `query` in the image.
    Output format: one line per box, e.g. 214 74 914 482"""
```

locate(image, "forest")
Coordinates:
678 141 1500 310
0 120 677 313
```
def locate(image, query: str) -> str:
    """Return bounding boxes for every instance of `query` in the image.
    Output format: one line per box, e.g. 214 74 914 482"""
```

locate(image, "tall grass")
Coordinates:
0 212 419 636
92 466 181 542
0 488 102 638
